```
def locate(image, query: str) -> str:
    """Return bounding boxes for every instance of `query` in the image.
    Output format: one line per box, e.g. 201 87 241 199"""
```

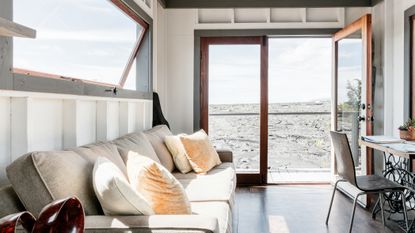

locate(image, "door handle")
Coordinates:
358 116 366 122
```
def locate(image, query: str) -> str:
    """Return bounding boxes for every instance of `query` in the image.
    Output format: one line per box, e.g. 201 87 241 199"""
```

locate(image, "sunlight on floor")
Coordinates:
268 215 290 233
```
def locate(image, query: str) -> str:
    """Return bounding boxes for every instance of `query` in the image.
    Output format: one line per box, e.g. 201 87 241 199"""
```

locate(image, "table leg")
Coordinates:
372 196 380 219
380 152 415 232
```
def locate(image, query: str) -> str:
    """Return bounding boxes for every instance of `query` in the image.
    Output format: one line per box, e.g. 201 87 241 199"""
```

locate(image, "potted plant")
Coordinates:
399 118 415 140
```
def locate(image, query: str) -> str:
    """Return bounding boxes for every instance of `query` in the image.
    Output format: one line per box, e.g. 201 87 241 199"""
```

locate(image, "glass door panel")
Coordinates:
208 44 261 173
336 35 364 174
267 38 332 183
333 14 372 206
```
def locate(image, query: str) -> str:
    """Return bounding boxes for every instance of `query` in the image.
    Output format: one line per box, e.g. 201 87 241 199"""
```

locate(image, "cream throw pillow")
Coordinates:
165 134 193 174
125 151 192 215
179 130 222 174
92 157 154 216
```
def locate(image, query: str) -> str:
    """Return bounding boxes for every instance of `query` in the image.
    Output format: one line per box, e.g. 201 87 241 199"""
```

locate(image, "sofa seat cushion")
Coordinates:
191 202 232 233
172 163 235 180
112 132 161 164
174 163 236 207
84 214 219 233
144 125 175 172
7 150 103 217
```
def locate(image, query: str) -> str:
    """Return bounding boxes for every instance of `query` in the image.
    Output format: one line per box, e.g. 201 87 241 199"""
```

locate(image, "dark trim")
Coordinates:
121 0 153 25
166 0 371 8
405 6 415 119
371 0 384 7
158 0 167 8
260 36 269 184
237 174 262 186
194 28 339 131
113 0 150 28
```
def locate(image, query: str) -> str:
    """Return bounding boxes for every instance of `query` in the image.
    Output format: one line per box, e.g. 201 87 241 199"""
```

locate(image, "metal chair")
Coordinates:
326 131 409 233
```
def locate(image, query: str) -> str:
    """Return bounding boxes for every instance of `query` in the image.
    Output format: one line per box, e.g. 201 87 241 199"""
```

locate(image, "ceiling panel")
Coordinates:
164 0 373 8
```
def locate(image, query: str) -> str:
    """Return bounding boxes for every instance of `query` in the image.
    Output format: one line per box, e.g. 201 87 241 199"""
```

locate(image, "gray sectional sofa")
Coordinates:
0 125 236 233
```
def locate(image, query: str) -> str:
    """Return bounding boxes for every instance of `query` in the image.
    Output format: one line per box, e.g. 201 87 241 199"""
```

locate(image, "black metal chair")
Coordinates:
326 131 409 233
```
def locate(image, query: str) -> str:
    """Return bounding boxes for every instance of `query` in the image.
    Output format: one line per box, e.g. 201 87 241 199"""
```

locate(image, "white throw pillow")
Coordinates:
92 157 154 216
125 152 192 214
165 134 193 174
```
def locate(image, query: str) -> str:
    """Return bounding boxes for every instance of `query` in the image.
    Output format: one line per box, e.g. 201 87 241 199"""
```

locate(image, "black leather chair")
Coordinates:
326 131 409 233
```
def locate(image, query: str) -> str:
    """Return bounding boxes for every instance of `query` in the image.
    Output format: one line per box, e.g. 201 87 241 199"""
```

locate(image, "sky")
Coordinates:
208 38 362 105
13 0 140 89
209 38 333 105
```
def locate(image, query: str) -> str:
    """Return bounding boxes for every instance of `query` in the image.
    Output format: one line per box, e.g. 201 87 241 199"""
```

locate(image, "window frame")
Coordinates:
4 0 153 99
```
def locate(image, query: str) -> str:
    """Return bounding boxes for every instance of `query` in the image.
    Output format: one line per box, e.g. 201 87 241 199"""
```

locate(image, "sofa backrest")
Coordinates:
5 127 172 217
143 125 175 172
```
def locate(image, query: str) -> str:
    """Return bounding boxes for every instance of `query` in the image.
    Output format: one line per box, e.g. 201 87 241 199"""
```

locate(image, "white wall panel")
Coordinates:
270 8 304 23
107 101 120 140
0 97 10 185
234 8 268 23
136 102 146 131
11 97 31 161
77 100 97 146
30 99 63 151
119 102 137 135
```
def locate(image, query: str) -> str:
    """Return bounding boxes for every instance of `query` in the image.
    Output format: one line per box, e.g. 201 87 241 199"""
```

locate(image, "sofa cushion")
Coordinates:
84 215 219 233
179 130 222 174
0 185 25 218
73 143 128 178
174 163 236 207
93 157 154 216
165 134 193 174
112 132 160 164
191 201 232 233
144 125 175 172
125 153 191 215
7 150 103 217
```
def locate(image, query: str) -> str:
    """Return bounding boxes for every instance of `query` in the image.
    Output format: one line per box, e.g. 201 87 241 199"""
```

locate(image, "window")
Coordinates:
13 0 148 90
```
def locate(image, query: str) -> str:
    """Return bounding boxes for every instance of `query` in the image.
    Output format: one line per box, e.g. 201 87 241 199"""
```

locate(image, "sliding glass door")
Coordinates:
200 37 268 185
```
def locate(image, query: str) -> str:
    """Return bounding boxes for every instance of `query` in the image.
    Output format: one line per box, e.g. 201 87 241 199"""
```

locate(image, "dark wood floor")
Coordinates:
234 185 404 233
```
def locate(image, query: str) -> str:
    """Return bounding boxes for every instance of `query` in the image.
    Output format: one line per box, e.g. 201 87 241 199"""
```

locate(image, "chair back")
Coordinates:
330 131 357 186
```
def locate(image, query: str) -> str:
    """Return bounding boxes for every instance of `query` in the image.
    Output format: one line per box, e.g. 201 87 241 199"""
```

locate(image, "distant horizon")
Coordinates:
209 98 331 106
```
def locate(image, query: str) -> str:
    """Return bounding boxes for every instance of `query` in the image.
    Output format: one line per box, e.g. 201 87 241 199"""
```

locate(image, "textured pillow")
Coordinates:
144 125 175 172
125 152 191 215
180 130 222 174
112 132 161 164
93 157 154 216
165 134 193 174
6 151 103 216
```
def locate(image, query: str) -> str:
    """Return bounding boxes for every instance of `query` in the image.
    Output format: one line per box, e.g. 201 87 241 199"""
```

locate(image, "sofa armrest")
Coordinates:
85 215 219 233
0 185 26 218
216 149 233 163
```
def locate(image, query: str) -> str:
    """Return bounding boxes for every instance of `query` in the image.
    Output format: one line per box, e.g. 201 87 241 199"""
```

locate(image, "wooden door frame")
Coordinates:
200 36 269 185
332 14 373 203
411 15 415 118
